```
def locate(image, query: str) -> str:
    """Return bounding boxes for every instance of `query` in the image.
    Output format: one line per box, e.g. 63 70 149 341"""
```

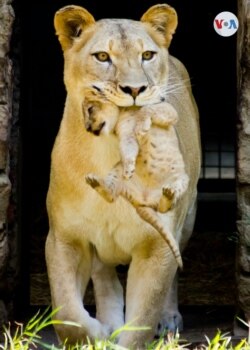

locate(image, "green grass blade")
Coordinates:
109 319 150 341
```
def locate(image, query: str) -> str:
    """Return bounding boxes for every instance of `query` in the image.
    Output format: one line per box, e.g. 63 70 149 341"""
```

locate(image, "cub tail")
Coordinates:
136 206 183 269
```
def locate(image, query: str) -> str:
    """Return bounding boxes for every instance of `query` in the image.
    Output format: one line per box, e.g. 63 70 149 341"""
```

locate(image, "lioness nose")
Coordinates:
119 85 147 99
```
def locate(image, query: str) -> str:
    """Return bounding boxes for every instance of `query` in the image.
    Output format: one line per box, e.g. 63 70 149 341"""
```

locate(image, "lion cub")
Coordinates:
84 89 189 269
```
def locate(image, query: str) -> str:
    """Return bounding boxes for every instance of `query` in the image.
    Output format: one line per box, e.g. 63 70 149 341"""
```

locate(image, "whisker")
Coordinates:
168 76 192 85
168 76 194 88
163 85 186 95
165 85 186 94
158 78 194 97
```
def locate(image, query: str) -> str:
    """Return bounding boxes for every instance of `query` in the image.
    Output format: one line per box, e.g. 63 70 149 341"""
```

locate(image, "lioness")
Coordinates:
46 3 201 348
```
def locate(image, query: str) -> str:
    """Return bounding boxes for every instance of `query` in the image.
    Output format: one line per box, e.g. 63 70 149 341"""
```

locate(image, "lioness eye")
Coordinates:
93 52 110 62
142 51 155 61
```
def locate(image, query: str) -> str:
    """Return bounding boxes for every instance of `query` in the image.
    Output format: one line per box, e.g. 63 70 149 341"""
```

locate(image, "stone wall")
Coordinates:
0 0 14 323
236 0 250 324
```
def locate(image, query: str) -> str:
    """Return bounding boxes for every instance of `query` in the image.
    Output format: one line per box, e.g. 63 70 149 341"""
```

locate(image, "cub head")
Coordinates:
54 4 177 132
82 88 119 136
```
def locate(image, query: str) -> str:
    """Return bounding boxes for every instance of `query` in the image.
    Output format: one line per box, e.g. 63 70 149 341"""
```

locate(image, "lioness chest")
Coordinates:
49 128 168 264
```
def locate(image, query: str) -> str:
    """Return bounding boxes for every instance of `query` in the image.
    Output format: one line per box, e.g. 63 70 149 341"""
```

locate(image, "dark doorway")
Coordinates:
16 0 237 312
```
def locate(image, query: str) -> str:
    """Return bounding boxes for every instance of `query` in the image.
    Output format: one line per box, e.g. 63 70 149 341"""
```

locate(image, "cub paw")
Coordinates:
123 159 135 180
85 174 101 189
85 174 114 203
157 187 174 213
162 187 174 200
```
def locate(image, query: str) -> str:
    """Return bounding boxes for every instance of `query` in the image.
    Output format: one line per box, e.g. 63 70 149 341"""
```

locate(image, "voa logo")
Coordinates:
214 12 239 37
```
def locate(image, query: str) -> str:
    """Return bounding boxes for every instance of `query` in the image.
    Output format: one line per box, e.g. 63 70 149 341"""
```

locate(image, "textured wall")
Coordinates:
0 0 14 323
237 0 250 323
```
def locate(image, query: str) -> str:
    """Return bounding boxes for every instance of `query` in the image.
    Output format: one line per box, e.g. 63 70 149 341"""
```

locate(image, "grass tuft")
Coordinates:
0 308 250 350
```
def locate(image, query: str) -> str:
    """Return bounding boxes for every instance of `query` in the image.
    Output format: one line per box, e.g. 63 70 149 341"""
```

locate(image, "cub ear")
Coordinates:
140 4 178 48
54 5 95 51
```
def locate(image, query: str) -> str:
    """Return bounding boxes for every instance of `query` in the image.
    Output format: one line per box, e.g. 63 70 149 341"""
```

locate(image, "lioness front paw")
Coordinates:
88 317 113 340
85 174 115 203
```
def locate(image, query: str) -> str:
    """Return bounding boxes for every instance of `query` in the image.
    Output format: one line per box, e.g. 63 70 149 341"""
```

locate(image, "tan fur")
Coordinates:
83 89 189 269
46 4 201 348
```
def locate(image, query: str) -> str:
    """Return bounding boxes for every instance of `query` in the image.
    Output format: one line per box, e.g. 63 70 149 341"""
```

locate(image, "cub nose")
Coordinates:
119 85 147 99
86 121 106 136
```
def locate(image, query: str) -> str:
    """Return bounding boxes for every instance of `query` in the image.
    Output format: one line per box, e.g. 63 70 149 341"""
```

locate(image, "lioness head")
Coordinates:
54 4 177 133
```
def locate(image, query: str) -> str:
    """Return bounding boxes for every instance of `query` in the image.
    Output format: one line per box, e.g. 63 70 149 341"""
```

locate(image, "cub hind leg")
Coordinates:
85 165 123 202
158 173 190 213
158 187 174 213
85 166 146 206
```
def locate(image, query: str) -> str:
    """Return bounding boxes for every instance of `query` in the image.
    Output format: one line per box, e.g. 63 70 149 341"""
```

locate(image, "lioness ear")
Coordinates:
54 5 95 51
141 4 178 48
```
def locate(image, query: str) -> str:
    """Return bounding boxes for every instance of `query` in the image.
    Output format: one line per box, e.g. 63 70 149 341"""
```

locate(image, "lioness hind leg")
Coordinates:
157 196 198 336
45 232 111 344
91 254 124 331
156 273 183 336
